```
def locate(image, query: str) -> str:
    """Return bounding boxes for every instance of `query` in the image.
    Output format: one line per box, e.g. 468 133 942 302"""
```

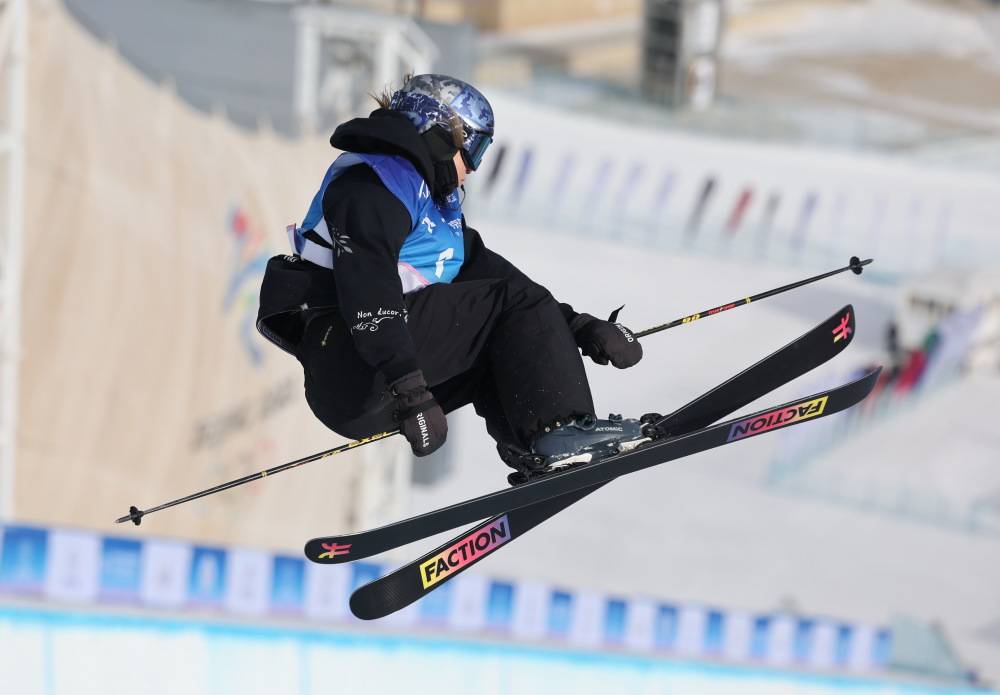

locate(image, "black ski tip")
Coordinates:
304 538 359 565
608 304 625 323
349 590 383 621
860 365 884 399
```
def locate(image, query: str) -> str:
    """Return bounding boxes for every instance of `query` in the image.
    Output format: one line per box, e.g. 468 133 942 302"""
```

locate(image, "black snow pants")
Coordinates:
297 278 595 451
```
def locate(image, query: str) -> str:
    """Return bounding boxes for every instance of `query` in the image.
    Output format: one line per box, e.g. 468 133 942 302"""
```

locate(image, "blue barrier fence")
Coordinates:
0 523 891 674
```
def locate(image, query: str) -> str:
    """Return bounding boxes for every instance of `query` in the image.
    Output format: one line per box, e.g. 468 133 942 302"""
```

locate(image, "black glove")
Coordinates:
570 313 643 368
390 370 447 456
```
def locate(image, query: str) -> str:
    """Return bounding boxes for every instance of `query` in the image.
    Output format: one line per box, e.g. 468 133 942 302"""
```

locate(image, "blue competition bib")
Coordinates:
290 153 464 293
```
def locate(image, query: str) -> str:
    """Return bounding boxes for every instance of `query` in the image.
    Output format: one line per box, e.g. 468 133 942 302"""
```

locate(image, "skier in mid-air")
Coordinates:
257 74 647 483
119 77 873 542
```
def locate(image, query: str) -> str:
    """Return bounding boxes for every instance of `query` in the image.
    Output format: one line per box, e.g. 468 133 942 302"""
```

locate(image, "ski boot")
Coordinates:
502 413 659 486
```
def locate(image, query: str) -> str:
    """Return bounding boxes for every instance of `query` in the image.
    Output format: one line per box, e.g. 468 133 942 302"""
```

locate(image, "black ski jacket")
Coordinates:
257 110 580 383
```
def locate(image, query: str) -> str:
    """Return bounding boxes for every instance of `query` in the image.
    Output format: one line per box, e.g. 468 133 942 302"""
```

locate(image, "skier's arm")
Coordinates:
458 223 580 324
322 166 419 382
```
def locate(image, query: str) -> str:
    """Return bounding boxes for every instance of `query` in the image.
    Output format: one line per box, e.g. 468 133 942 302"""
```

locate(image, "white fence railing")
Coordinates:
464 93 1000 278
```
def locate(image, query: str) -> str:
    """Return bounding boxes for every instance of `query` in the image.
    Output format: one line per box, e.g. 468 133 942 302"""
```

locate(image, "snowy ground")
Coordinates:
2 606 982 695
721 0 1000 156
401 219 1000 681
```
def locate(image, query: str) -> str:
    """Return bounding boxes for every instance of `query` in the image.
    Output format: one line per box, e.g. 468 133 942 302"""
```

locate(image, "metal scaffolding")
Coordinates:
0 0 26 520
293 4 437 136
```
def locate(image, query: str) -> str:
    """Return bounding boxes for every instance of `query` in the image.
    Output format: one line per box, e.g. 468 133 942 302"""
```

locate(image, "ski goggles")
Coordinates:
461 129 493 171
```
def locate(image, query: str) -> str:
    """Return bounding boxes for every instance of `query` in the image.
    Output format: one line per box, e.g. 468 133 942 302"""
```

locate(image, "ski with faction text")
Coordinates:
306 306 869 583
344 304 863 619
344 359 875 621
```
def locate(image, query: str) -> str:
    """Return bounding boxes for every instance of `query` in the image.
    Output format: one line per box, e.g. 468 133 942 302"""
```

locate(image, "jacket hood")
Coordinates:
330 110 437 188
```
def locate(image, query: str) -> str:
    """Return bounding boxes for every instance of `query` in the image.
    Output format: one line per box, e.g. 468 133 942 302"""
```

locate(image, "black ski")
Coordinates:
351 305 855 620
346 305 860 619
307 306 868 567
328 369 878 594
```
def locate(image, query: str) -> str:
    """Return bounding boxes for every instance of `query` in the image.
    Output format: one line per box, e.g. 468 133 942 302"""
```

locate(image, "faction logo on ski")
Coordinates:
317 542 352 560
832 312 852 343
419 515 512 589
727 396 828 442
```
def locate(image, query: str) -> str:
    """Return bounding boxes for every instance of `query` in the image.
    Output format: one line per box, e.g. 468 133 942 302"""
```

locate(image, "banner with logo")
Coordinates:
15 3 415 549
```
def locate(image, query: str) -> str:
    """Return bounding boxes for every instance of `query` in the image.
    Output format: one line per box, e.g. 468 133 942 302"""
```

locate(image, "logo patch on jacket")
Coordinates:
331 227 353 258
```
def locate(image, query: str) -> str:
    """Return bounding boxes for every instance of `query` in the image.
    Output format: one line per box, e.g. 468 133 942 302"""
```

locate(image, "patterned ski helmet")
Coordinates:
389 74 495 171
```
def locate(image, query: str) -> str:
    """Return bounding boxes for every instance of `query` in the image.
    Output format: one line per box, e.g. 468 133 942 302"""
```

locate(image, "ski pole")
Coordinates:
626 256 872 338
118 256 871 526
115 430 397 526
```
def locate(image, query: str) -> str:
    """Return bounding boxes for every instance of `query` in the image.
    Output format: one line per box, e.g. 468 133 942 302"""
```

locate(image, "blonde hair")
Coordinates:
369 74 408 110
371 74 464 149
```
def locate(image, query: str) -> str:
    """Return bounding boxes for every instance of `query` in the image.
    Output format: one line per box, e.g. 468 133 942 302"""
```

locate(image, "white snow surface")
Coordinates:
403 219 1000 679
725 0 1000 66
